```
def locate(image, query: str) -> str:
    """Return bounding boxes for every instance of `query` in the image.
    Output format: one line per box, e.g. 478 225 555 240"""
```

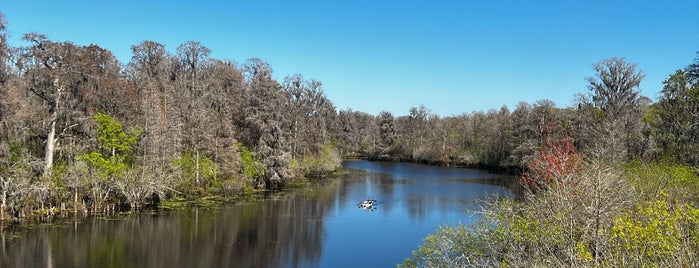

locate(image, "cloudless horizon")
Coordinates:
3 1 698 116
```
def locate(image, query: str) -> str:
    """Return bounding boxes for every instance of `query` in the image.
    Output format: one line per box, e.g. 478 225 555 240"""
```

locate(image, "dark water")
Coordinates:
1 160 517 268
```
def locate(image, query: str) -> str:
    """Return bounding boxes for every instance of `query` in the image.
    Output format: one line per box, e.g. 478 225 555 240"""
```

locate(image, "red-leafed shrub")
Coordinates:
520 126 583 190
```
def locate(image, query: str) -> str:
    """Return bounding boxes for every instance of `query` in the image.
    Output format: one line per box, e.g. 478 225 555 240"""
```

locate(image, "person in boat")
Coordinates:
360 199 375 207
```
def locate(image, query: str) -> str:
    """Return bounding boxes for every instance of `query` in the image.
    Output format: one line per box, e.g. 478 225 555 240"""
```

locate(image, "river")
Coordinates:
1 160 518 267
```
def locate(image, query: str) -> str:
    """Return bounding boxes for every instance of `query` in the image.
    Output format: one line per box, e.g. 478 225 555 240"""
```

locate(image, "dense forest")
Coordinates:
0 13 344 217
0 11 698 266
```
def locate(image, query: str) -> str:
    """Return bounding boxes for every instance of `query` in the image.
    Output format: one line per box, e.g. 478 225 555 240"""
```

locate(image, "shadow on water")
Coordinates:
1 160 518 268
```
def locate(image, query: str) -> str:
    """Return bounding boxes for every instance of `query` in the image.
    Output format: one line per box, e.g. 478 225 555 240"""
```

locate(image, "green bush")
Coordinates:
300 143 341 178
626 159 699 202
236 142 265 183
173 150 220 196
608 194 699 267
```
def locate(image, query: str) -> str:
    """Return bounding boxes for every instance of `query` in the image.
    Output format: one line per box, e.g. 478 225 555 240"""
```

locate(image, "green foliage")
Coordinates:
626 159 699 201
48 161 70 195
8 142 23 164
236 142 265 181
93 113 140 159
401 224 480 268
80 114 145 209
402 197 583 267
300 143 342 178
609 194 699 266
83 151 128 178
83 113 139 179
173 150 219 186
650 69 699 165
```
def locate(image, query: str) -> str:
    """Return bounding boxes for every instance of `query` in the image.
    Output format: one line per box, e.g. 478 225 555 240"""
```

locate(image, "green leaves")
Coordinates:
625 159 699 201
610 196 699 265
83 151 127 178
299 143 342 178
93 113 140 157
652 68 699 165
172 150 219 186
236 142 265 181
83 113 139 178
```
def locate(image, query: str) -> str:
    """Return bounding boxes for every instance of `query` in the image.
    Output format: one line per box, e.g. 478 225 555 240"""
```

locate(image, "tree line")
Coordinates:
339 55 698 171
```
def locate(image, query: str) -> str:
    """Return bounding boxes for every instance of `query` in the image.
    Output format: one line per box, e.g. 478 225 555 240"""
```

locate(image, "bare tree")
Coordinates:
176 41 210 80
127 41 181 192
336 109 377 157
19 34 92 178
283 74 336 159
0 13 9 84
198 59 244 177
129 41 167 80
240 58 292 188
581 57 646 162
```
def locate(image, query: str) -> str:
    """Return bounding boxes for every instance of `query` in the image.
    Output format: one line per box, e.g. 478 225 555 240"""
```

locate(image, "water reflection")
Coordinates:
1 160 517 268
341 160 517 221
1 185 339 268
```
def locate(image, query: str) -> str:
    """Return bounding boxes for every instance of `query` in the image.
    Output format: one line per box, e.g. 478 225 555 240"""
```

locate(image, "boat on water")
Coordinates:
358 199 376 209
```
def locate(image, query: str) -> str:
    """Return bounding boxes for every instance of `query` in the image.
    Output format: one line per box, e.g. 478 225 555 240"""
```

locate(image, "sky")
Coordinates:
2 1 698 116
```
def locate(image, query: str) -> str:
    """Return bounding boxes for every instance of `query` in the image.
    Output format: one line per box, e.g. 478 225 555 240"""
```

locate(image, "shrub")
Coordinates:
625 159 699 202
608 194 699 267
300 143 341 178
173 150 220 196
236 142 265 185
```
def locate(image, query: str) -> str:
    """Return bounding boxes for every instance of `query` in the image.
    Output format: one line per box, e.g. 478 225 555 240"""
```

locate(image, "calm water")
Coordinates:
1 160 517 267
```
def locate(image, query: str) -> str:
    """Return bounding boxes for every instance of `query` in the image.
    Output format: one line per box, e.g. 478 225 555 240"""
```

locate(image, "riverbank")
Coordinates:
0 166 350 230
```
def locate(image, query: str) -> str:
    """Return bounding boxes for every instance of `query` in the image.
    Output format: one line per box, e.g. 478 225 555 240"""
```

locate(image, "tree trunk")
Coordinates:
195 149 200 185
73 190 78 213
1 189 6 220
43 118 57 178
43 80 63 179
292 119 297 159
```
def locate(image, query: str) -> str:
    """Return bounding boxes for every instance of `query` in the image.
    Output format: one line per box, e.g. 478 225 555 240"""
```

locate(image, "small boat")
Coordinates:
358 199 377 209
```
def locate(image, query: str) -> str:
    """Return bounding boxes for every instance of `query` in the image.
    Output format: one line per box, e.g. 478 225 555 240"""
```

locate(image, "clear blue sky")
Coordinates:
3 1 698 116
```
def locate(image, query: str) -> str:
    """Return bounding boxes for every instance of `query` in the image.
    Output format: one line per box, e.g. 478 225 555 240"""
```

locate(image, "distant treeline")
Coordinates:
341 55 699 171
1 10 698 221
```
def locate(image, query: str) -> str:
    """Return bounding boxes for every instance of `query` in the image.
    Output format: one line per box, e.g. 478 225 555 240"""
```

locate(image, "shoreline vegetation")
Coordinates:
0 11 698 267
